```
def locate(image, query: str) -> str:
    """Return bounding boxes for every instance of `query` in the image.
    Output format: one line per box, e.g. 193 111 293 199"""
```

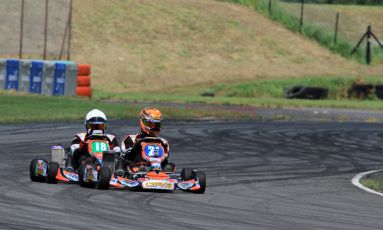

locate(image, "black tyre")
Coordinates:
192 170 206 194
181 168 193 180
98 167 111 190
375 85 383 99
285 86 328 99
29 159 48 182
78 164 95 188
47 162 59 184
284 85 305 99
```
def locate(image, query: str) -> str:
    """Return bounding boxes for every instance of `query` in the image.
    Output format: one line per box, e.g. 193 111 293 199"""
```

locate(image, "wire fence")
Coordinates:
272 0 383 43
0 0 72 60
256 0 383 63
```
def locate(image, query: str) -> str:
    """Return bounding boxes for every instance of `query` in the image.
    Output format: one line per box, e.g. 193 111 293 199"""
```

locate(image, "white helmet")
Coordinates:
85 109 107 134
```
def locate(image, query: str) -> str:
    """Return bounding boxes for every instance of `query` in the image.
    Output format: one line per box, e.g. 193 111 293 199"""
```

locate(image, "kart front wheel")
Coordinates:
181 168 193 180
29 159 48 182
98 167 111 190
78 164 96 188
192 170 206 194
47 162 59 184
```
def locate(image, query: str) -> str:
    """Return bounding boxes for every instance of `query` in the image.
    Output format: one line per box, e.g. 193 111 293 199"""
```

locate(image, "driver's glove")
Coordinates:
79 141 87 152
113 146 121 153
121 147 133 158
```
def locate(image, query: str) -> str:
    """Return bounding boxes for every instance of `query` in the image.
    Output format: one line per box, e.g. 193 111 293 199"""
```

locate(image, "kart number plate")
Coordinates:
142 181 174 190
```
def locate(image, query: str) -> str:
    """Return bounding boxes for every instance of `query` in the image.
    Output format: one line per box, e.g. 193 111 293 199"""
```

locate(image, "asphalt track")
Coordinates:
1 118 383 229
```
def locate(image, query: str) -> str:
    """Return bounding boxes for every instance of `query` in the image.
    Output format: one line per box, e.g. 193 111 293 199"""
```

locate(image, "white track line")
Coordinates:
351 169 383 197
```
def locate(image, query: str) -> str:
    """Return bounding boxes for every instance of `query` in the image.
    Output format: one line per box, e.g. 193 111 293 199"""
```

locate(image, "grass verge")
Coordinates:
360 173 383 192
207 76 383 99
0 91 251 123
3 76 383 124
94 76 383 110
95 91 383 110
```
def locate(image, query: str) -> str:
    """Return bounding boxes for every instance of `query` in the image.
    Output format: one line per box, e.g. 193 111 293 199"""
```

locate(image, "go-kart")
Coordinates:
109 137 206 193
29 133 118 190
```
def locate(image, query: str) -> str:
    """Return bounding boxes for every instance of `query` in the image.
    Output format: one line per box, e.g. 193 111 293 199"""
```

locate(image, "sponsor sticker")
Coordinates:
57 77 65 84
142 180 174 190
9 75 17 81
35 160 48 176
65 172 78 182
138 178 147 183
144 145 164 158
120 179 139 188
110 178 119 185
177 181 194 190
84 167 97 182
33 76 42 82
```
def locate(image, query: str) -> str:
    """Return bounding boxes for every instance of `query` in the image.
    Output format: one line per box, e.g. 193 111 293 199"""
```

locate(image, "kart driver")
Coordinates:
119 107 173 175
68 109 119 171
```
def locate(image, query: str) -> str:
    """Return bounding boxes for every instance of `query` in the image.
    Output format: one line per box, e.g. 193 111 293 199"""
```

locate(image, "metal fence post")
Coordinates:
351 25 383 65
366 25 371 65
300 0 304 31
43 0 49 60
334 12 339 44
67 0 73 61
19 0 25 59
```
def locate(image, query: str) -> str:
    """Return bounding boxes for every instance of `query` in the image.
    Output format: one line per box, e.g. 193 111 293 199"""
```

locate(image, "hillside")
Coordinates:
280 2 383 44
71 0 383 94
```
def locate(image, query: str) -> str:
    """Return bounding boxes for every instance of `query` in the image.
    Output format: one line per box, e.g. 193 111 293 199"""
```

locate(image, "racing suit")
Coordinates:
70 132 119 170
120 133 170 173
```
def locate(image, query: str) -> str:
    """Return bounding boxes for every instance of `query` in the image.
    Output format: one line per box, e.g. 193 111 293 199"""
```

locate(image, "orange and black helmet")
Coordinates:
139 108 162 137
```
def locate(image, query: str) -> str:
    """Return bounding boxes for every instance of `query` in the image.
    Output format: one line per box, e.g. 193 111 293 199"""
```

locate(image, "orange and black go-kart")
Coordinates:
29 133 119 190
109 137 206 193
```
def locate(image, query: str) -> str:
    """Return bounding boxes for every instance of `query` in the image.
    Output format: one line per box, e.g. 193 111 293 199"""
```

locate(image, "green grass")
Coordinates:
4 74 383 124
282 0 383 5
0 91 133 123
93 75 383 111
222 0 383 64
0 91 251 123
361 177 383 192
208 76 383 99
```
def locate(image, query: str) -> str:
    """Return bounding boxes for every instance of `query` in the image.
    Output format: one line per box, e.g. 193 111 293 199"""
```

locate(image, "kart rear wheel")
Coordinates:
47 162 59 184
98 167 111 190
78 164 96 188
29 159 48 182
181 168 193 180
192 170 206 194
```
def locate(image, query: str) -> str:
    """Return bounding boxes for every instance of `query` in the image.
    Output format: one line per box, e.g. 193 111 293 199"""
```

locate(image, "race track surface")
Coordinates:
1 120 383 229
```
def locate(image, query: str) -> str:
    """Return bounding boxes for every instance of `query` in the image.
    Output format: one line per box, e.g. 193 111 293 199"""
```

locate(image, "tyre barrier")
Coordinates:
76 86 92 98
78 64 91 76
284 86 328 99
375 85 383 100
76 64 92 98
201 91 215 97
347 84 374 99
77 75 91 87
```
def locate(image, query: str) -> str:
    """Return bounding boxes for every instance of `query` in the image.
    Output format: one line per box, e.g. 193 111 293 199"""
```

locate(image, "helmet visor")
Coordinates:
86 123 106 131
142 118 161 131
